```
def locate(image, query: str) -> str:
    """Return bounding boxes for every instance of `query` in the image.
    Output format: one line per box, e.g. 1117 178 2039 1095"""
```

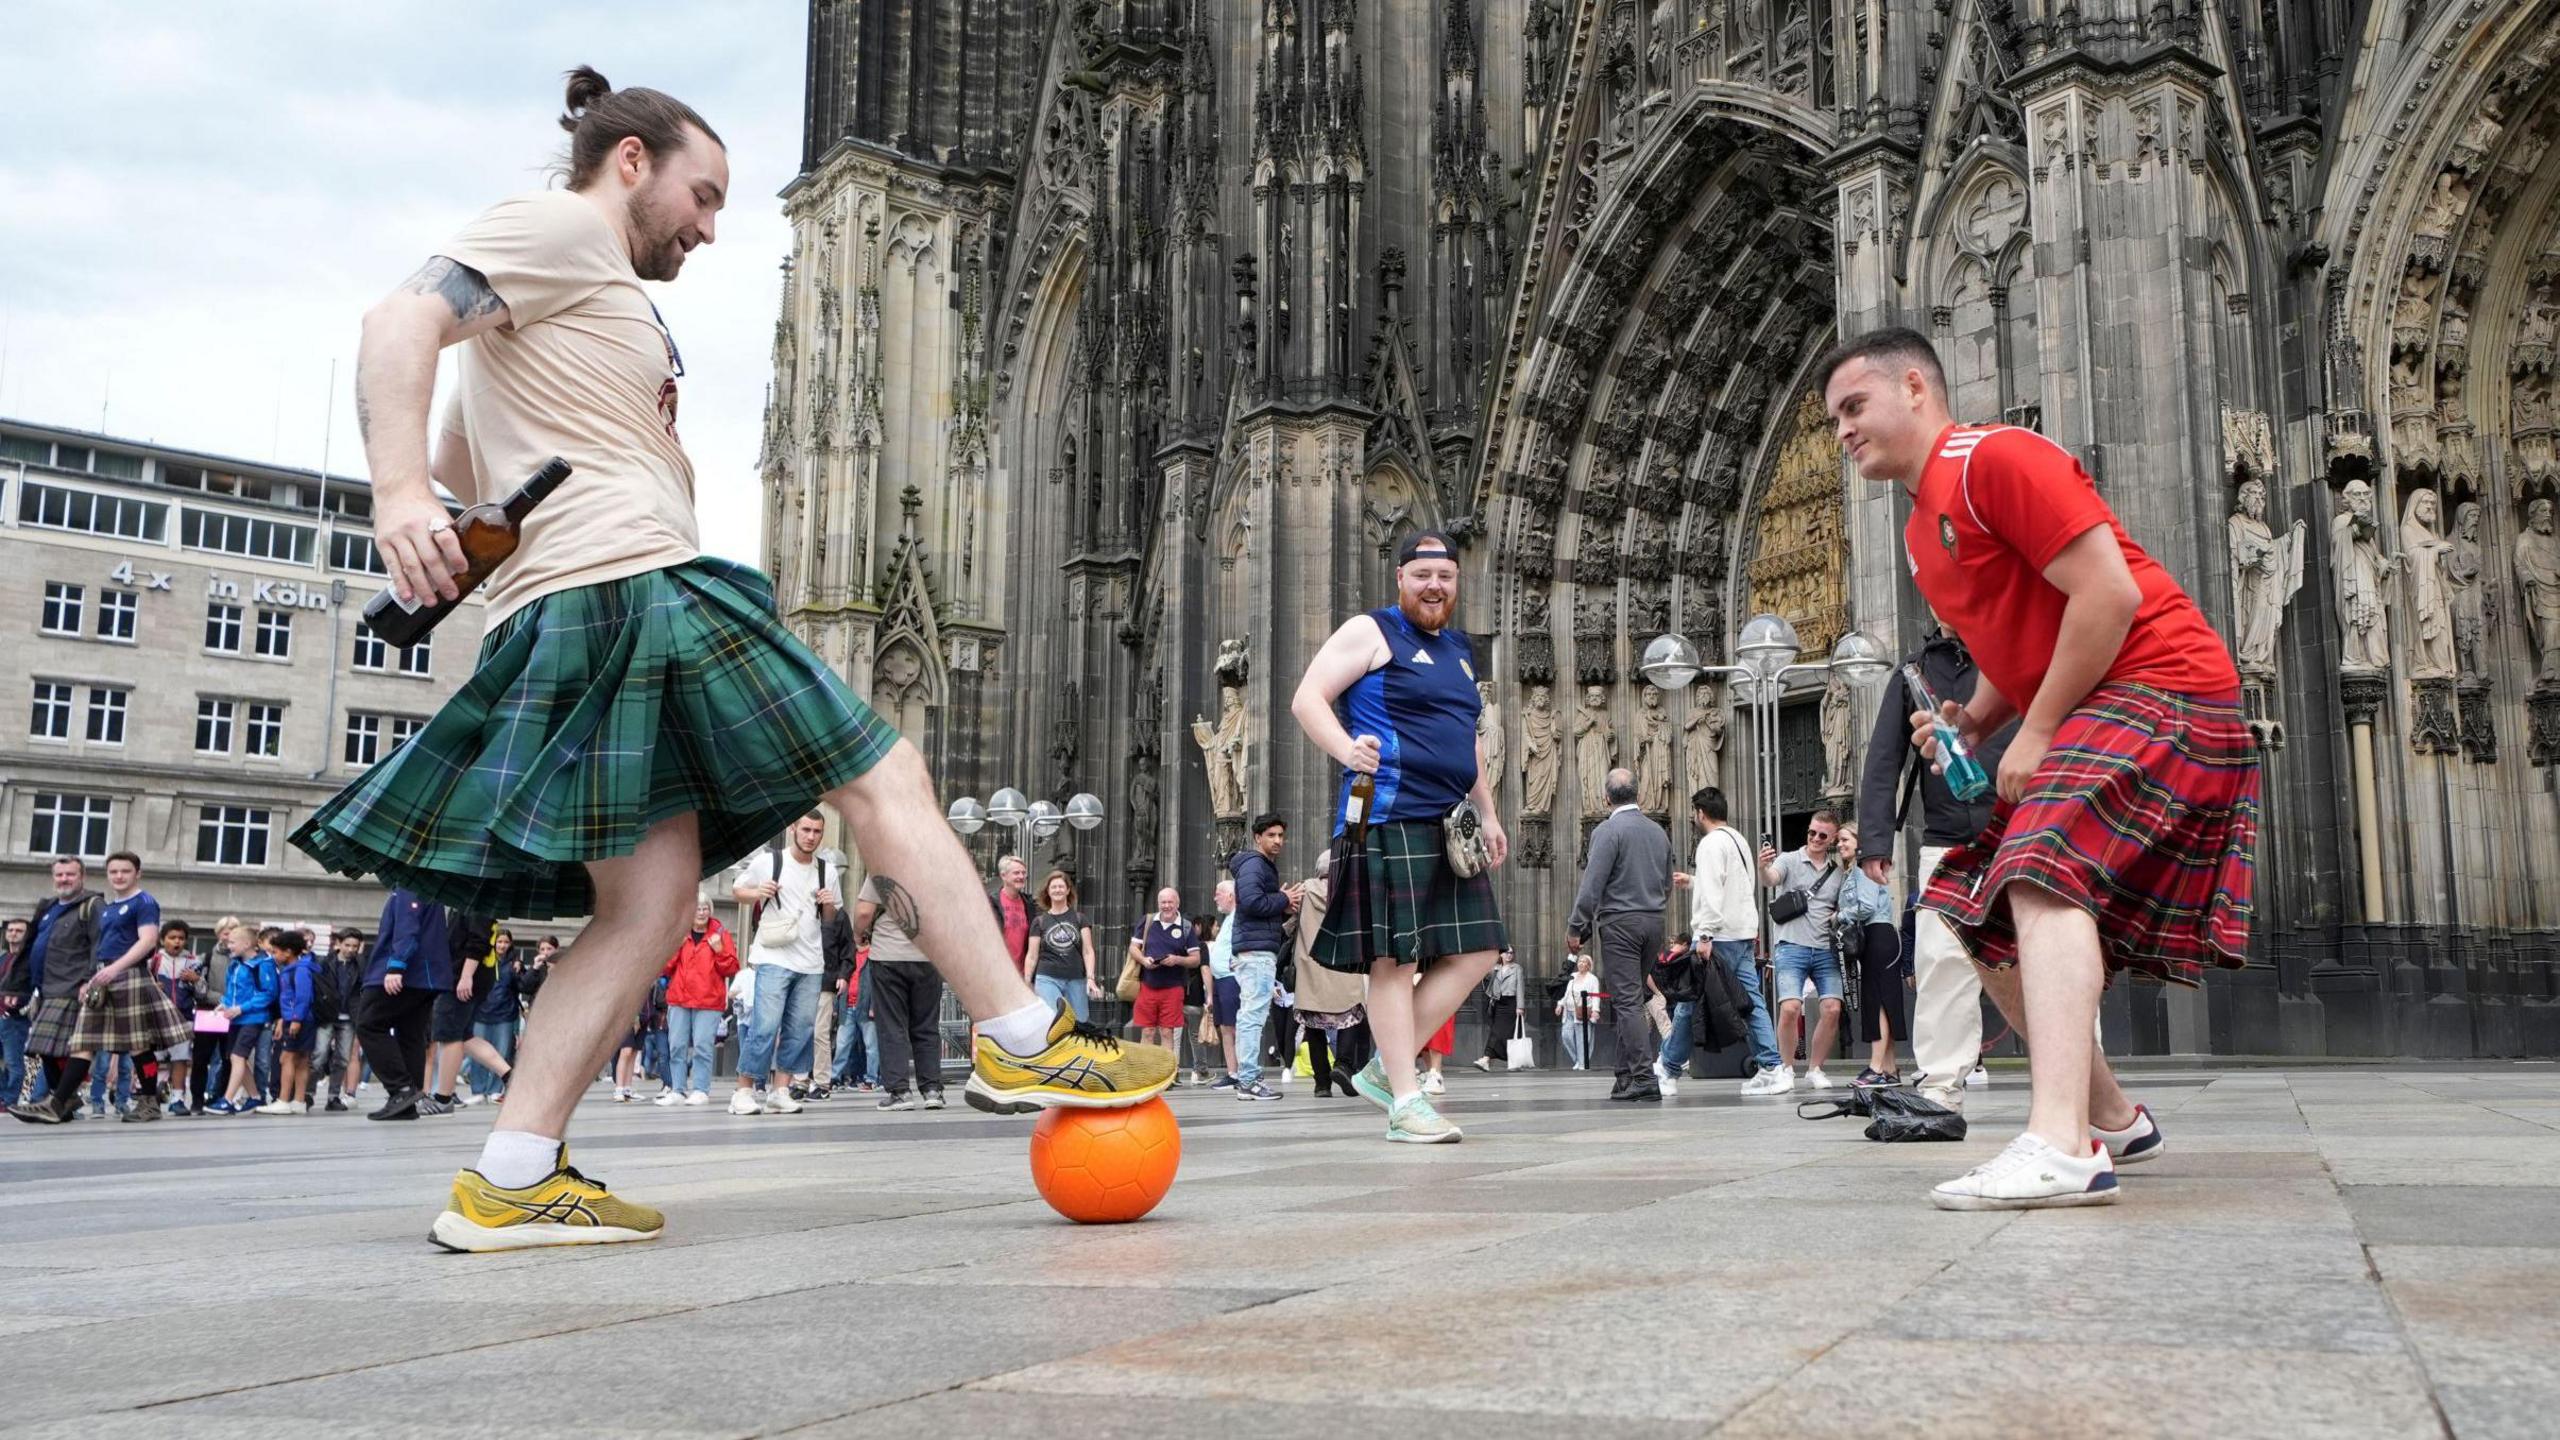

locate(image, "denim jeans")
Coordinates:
859 1018 879 1085
642 1028 667 1083
1657 1000 1700 1077
1230 950 1278 1085
830 1000 864 1084
740 965 822 1081
464 1018 517 1097
0 1014 31 1103
1032 972 1090 1023
87 1053 133 1108
1772 940 1844 1003
1716 939 1782 1072
666 1004 721 1094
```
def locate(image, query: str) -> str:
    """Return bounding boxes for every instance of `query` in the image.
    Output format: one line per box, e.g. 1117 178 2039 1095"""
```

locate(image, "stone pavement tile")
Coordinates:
2316 1136 2560 1187
2 1299 686 1427
1715 1338 2442 1440
1177 1159 1543 1188
791 1387 1700 1440
1287 1175 1711 1213
149 1282 1280 1434
2370 1243 2560 1440
2345 1185 2560 1247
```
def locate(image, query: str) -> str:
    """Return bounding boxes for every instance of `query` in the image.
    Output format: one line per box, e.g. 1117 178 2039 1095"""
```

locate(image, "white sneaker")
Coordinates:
1469 1057 1491 1072
727 1089 763 1116
1804 1067 1834 1091
457 1092 481 1107
653 1090 681 1107
685 1090 711 1106
1931 1133 2119 1211
1966 1065 1990 1088
1659 1073 1679 1098
2092 1105 2167 1165
614 1087 633 1103
1419 1071 1446 1096
1739 1066 1795 1097
762 1089 804 1115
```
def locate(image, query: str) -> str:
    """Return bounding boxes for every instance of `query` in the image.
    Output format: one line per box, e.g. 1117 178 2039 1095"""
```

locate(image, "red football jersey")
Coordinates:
1903 424 2239 711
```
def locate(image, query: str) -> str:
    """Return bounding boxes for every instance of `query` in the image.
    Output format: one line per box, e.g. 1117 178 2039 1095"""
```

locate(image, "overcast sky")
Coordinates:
0 2 804 563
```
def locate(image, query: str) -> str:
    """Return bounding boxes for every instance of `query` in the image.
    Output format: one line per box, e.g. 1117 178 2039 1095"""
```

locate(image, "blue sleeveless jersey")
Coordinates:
1334 607 1482 831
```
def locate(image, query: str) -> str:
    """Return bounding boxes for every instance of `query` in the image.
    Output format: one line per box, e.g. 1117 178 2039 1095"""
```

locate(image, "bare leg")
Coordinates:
1366 959 1420 1099
1969 941 2135 1130
1808 997 1842 1071
2006 886 2111 1152
463 1036 512 1088
822 745 1038 1023
1868 1019 1893 1072
494 815 699 1141
428 1041 463 1096
342 1040 363 1096
1219 1025 1238 1078
1775 998 1803 1070
1411 950 1499 1036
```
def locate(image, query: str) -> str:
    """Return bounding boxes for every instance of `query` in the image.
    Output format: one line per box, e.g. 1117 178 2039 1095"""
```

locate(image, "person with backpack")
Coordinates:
726 812 837 1116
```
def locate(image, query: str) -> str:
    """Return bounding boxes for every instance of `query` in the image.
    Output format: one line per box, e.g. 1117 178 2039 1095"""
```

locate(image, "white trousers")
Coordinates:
1909 845 1983 1105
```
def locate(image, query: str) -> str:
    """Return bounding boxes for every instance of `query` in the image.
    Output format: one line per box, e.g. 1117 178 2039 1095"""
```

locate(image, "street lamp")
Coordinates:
1064 792 1105 831
946 789 1104 852
946 797 988 835
1026 799 1063 841
987 787 1030 830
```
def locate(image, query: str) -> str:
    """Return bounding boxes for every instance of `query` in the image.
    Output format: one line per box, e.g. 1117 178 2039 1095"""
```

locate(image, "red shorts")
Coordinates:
1424 1015 1456 1055
1132 985 1186 1029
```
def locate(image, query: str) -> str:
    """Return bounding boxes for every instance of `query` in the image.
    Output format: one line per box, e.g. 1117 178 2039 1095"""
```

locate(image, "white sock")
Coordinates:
476 1129 563 1190
981 999 1061 1056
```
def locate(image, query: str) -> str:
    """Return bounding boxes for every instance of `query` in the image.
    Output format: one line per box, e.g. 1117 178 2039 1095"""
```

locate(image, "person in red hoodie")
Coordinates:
658 899 738 1106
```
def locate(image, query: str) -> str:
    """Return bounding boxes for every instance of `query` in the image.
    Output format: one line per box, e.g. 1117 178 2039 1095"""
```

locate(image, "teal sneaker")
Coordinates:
1350 1057 1394 1112
1385 1093 1462 1144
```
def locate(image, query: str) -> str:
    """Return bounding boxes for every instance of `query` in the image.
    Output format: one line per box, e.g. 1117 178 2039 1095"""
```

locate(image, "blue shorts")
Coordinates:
1212 975 1240 1027
1771 941 1844 1004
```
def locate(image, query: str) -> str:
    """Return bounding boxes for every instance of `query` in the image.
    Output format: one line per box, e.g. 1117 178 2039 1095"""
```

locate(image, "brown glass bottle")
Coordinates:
1342 769 1376 840
360 457 572 649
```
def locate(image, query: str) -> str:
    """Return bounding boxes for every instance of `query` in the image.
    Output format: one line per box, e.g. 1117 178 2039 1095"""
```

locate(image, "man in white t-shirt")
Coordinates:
1668 787 1786 1094
727 813 837 1115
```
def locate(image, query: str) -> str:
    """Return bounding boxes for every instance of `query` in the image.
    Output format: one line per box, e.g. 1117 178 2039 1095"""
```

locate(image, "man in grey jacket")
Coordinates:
1565 770 1673 1102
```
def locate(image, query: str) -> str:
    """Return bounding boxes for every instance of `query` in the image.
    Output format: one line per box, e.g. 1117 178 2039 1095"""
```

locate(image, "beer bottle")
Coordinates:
359 457 572 649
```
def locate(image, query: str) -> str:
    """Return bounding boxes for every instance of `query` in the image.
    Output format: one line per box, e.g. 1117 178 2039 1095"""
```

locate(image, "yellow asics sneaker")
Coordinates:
428 1152 665 1253
964 1004 1178 1114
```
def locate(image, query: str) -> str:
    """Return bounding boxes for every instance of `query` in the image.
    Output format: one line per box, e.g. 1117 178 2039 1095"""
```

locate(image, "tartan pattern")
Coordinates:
23 994 82 1058
291 558 900 920
1920 684 2259 985
1312 819 1507 972
67 967 192 1055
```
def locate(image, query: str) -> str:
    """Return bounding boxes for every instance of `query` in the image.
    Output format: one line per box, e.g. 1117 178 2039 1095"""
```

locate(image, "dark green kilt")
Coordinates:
1312 819 1507 972
290 558 900 919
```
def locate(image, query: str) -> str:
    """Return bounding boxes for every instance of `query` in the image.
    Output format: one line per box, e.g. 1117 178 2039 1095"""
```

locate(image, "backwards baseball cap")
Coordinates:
1396 530 1459 568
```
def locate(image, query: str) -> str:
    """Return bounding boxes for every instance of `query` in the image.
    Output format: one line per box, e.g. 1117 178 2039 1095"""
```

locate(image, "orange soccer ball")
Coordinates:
1028 1097 1182 1224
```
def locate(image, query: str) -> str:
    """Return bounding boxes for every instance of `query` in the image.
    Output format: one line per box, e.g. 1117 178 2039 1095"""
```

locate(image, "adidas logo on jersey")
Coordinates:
1411 649 1434 664
1937 427 1994 460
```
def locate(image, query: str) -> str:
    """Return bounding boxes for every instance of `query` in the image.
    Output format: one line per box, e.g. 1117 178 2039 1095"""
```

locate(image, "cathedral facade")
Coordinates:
762 0 2560 1057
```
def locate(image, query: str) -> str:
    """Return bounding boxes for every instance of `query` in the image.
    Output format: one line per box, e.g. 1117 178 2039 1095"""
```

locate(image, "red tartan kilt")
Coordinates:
1920 684 2259 985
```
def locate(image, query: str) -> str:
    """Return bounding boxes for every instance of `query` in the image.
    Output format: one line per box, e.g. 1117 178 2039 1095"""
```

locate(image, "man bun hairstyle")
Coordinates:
1815 325 1946 396
557 65 724 189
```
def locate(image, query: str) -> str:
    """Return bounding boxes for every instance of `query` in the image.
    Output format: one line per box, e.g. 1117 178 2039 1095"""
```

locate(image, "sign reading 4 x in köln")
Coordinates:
202 573 333 611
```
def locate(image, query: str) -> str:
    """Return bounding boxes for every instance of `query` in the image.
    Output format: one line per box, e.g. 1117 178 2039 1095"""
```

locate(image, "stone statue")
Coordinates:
2227 478 2306 676
1683 679 1726 793
2401 487 2457 679
1820 670 1857 798
1191 686 1249 820
1634 687 1673 814
1048 681 1080 796
1476 681 1505 799
1127 759 1160 872
1521 683 1561 816
2333 478 2397 672
2449 501 2487 679
2517 497 2560 686
1574 686 1618 818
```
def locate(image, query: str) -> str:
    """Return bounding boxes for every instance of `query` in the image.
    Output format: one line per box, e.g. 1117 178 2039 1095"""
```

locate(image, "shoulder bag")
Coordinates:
1767 860 1838 926
1444 799 1491 878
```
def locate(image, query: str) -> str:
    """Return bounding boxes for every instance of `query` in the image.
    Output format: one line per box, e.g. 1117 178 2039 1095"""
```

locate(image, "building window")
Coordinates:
352 622 386 670
398 631 432 676
85 687 128 745
243 703 283 758
30 792 113 859
328 529 388 577
96 589 139 642
30 681 74 740
390 715 426 748
196 697 235 754
346 712 427 767
254 608 293 659
91 450 145 481
353 620 427 674
0 433 48 465
17 481 169 541
41 582 84 635
180 507 315 564
194 804 272 868
205 601 242 652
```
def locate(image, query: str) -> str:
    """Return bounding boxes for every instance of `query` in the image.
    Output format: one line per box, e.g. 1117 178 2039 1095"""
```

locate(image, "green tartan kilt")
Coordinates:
290 557 900 920
1312 819 1508 972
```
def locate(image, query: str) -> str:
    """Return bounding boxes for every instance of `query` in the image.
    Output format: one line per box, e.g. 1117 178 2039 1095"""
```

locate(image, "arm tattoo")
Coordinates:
398 256 506 326
871 876 923 940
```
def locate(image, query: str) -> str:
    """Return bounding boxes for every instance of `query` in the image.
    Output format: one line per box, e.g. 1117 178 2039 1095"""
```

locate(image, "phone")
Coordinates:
1901 663 1992 802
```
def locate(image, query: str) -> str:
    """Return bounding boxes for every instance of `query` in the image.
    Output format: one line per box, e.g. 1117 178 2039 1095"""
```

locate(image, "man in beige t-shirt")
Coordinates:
294 67 1173 1257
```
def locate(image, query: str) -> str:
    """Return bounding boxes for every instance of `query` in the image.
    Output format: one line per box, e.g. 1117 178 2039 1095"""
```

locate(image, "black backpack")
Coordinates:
309 959 344 1022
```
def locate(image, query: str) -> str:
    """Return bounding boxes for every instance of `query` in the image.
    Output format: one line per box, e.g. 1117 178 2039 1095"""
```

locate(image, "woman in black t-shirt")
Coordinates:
1027 871 1098 1022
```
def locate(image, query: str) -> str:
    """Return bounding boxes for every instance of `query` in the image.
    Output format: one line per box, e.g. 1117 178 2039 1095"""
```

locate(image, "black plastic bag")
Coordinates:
1862 1086 1967 1142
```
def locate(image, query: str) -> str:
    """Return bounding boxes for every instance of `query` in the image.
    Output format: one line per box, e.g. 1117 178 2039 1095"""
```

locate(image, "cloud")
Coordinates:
0 1 803 565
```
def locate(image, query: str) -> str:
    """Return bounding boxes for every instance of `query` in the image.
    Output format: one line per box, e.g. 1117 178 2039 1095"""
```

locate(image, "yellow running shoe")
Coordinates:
964 1004 1177 1114
428 1151 665 1253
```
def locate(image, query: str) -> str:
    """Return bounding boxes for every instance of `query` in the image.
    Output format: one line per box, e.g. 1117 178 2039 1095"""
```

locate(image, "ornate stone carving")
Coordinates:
2411 676 2460 756
1683 679 1726 793
1049 681 1080 799
1627 581 1671 638
2529 689 2560 768
2449 500 2488 680
1820 671 1857 799
1574 685 1619 818
1625 513 1670 581
1127 752 1160 874
2458 678 2498 764
1745 391 1851 656
2229 478 2306 678
2518 497 2560 687
2340 670 2390 729
1521 682 1561 817
1574 585 1618 683
2333 478 2398 672
1634 686 1673 815
2401 488 2458 681
1191 684 1249 821
1477 681 1505 798
1519 816 1554 869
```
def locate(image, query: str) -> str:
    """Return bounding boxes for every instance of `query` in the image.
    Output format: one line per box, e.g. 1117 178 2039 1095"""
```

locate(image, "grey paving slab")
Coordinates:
2 1067 2556 1436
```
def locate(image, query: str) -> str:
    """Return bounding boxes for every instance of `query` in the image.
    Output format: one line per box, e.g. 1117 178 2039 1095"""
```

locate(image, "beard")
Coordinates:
626 188 690 281
1398 587 1456 632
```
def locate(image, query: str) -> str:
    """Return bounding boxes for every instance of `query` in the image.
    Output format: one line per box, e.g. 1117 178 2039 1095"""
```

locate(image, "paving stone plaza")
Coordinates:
6 1064 2557 1438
